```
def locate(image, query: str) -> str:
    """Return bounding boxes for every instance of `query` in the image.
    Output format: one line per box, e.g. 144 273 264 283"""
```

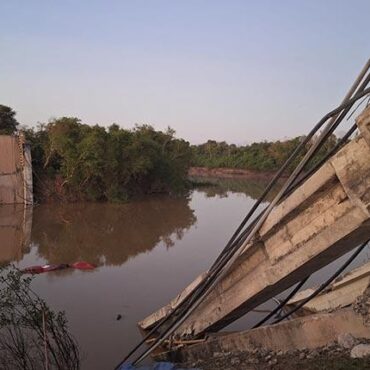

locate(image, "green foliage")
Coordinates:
25 118 192 202
0 105 19 134
6 104 339 202
191 135 338 173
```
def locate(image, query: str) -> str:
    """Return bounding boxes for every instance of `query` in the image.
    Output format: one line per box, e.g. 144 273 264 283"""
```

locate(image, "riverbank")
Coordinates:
184 341 370 370
189 167 278 180
179 286 370 370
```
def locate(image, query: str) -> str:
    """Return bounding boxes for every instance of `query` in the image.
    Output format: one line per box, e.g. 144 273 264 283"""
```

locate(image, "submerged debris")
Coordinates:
21 261 96 274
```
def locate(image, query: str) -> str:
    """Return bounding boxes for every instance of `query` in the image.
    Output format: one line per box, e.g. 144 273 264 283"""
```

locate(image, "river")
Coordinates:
0 177 369 369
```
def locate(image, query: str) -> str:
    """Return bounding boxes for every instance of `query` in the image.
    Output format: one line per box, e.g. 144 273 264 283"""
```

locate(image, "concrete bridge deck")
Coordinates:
140 107 370 340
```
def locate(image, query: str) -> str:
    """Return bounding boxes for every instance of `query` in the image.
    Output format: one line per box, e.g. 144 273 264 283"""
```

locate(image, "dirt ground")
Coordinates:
181 337 370 370
184 347 370 370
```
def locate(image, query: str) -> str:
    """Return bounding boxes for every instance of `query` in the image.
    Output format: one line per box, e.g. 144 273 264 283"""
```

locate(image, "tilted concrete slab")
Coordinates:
141 107 370 338
156 307 370 363
138 272 208 331
287 261 370 314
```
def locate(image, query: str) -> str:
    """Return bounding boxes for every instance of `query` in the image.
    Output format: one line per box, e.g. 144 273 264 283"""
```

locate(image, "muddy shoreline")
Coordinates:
188 167 280 180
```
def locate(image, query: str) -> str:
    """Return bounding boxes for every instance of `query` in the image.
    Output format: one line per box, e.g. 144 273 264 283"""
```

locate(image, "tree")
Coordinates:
0 105 19 134
27 117 192 202
0 266 80 369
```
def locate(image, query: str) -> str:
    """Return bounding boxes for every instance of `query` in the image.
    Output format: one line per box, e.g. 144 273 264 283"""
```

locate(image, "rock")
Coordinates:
337 333 355 349
350 344 370 358
306 350 319 359
265 354 272 361
268 358 278 365
325 342 336 350
311 349 319 357
299 352 306 360
277 350 283 356
230 357 240 366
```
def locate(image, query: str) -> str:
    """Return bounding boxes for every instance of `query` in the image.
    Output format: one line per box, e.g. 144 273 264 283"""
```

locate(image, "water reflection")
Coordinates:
0 205 32 264
191 176 277 200
30 196 197 267
0 196 198 369
0 177 369 370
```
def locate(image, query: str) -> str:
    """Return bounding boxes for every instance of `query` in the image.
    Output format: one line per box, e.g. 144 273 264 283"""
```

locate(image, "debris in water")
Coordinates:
21 261 96 275
70 261 96 270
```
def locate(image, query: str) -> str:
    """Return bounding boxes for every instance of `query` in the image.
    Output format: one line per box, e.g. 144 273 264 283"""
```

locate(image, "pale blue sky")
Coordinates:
1 1 369 144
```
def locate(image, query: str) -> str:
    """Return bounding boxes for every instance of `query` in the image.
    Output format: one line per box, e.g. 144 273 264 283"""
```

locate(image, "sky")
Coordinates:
1 0 369 144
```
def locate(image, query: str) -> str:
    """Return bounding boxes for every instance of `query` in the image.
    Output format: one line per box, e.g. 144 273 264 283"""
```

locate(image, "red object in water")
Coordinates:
21 262 96 274
22 266 45 274
71 261 96 270
21 264 69 275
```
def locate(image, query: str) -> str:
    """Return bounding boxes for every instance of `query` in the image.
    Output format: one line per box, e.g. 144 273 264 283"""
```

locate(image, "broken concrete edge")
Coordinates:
287 260 370 311
154 291 370 364
357 104 370 148
138 271 208 330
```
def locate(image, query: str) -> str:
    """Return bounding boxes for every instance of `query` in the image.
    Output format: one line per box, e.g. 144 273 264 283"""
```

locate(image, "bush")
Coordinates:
25 119 192 202
0 266 80 369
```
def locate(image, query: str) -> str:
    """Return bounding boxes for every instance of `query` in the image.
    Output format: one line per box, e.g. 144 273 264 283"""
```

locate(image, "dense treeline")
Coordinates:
190 136 338 172
0 104 339 202
24 118 192 202
0 104 192 202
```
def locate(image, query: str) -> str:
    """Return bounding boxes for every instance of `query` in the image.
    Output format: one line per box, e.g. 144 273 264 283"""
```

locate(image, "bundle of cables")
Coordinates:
116 59 370 369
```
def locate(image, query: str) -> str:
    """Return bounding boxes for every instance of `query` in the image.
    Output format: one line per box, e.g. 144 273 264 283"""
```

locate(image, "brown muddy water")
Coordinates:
1 177 370 370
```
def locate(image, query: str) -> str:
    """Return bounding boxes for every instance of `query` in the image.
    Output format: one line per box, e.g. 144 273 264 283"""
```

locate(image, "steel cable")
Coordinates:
127 85 370 368
252 78 370 327
129 85 370 367
272 241 369 324
251 122 359 328
116 61 370 368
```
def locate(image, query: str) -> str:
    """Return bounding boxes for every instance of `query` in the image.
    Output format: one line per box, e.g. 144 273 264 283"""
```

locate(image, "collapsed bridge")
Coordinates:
117 60 370 368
